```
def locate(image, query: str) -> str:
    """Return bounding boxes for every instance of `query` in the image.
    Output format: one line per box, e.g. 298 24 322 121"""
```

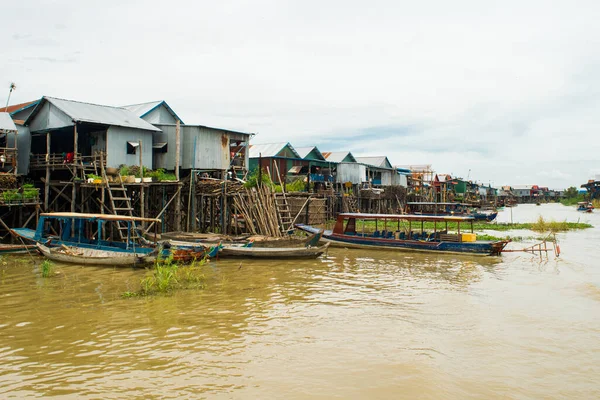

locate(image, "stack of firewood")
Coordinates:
195 179 245 195
233 185 282 237
0 174 17 189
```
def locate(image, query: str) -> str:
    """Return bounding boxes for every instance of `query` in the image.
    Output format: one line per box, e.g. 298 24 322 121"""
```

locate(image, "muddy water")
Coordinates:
0 204 599 399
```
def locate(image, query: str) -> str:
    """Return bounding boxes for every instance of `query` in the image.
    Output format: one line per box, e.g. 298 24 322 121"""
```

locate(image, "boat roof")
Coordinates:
406 202 474 206
339 213 476 222
40 212 160 223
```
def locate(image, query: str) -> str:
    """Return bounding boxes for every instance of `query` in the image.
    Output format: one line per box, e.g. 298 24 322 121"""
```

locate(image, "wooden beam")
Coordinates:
44 132 50 211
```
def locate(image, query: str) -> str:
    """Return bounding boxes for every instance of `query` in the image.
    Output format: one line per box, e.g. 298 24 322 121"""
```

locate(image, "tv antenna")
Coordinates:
4 82 16 111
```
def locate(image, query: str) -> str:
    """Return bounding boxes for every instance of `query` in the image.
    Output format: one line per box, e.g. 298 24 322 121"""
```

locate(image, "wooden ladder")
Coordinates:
99 160 136 241
272 161 295 233
274 192 294 233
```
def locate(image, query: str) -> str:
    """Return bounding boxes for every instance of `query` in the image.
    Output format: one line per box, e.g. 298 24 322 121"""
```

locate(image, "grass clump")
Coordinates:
40 259 55 277
124 254 206 297
530 216 582 233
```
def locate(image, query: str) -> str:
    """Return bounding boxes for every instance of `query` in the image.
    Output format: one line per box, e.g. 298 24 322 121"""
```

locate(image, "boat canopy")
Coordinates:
338 213 475 222
40 212 161 223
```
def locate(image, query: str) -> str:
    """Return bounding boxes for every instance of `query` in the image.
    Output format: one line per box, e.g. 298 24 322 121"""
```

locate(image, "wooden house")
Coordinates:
355 156 395 186
248 142 302 184
25 96 160 171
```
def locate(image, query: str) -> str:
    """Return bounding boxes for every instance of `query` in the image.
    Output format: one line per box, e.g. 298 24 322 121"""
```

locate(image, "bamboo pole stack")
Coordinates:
233 185 282 237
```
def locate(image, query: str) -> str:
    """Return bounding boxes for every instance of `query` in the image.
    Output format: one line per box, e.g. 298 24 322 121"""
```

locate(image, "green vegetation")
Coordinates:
147 168 177 182
123 254 206 297
119 165 130 176
244 168 274 189
2 189 21 202
274 178 307 193
594 199 600 209
87 173 103 181
40 259 55 277
22 183 39 200
529 216 589 233
560 186 586 206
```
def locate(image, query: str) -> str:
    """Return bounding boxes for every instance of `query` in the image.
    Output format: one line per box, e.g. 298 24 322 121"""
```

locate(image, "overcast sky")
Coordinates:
2 0 599 188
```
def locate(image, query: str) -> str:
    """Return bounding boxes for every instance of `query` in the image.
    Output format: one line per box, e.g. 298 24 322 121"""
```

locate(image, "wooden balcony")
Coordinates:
29 153 106 170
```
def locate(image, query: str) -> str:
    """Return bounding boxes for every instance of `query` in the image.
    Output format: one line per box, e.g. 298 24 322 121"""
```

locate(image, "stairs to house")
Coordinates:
274 192 294 234
345 196 359 213
99 161 137 241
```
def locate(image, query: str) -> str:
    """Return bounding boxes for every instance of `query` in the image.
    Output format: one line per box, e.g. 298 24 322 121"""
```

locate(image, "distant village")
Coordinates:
0 95 597 236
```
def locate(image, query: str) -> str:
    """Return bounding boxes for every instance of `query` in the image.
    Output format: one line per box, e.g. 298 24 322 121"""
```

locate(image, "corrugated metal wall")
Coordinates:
6 125 31 175
380 171 392 186
29 102 73 132
337 163 362 184
106 126 153 168
143 106 178 125
154 125 250 171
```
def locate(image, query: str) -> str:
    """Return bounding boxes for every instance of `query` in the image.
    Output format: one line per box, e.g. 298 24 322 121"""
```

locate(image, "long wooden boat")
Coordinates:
36 243 156 267
12 212 159 255
0 244 37 254
218 242 330 259
296 213 509 256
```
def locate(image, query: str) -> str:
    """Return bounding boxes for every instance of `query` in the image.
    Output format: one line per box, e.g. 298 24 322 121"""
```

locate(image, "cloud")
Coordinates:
1 0 599 189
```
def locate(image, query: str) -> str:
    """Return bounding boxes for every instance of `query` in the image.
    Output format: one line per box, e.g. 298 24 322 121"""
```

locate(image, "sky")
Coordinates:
2 0 599 189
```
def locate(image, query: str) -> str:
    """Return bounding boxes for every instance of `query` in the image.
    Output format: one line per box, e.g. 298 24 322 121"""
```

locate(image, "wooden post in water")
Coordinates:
175 120 182 231
72 124 78 213
139 140 144 224
44 132 50 211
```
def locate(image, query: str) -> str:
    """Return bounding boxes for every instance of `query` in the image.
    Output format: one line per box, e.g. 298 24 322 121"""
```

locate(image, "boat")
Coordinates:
165 231 327 259
218 242 329 259
405 202 498 221
36 243 156 267
296 213 509 256
161 240 221 261
0 243 37 254
12 212 159 256
577 202 594 213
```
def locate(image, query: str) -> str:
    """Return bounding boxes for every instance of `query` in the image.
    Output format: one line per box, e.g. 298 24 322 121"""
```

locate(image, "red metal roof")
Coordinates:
1 100 38 114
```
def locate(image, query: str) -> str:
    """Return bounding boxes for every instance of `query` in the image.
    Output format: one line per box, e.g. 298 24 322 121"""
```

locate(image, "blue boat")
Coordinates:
577 202 594 213
12 212 158 255
296 213 509 256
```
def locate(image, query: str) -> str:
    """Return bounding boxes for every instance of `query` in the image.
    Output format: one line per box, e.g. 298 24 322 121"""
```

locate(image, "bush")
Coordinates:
244 168 274 189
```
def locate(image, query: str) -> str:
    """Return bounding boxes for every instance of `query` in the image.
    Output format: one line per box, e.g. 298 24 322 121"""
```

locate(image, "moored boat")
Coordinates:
36 243 156 267
218 242 329 259
577 202 594 213
0 244 37 254
296 213 509 256
12 212 159 256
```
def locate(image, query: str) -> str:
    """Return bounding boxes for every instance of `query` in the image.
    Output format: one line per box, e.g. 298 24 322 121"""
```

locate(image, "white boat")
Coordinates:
36 243 156 267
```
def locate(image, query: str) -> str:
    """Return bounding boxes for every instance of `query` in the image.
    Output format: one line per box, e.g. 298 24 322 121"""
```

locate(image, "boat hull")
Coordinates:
36 244 155 267
296 225 507 256
218 243 330 259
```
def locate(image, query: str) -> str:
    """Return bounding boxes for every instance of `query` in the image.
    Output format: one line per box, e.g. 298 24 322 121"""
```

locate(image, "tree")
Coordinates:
563 186 579 199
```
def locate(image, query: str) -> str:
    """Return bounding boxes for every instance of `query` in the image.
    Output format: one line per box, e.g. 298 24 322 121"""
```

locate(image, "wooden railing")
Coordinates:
29 153 106 169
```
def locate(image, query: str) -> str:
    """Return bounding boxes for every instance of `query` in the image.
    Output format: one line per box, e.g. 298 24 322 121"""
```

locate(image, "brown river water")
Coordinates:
0 203 599 399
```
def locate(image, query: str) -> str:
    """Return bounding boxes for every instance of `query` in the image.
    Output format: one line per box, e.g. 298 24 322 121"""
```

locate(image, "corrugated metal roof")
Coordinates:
122 101 162 117
294 146 326 160
322 151 356 163
248 142 300 158
0 112 17 132
27 96 161 132
122 100 184 124
2 100 39 114
355 156 392 169
395 164 432 172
